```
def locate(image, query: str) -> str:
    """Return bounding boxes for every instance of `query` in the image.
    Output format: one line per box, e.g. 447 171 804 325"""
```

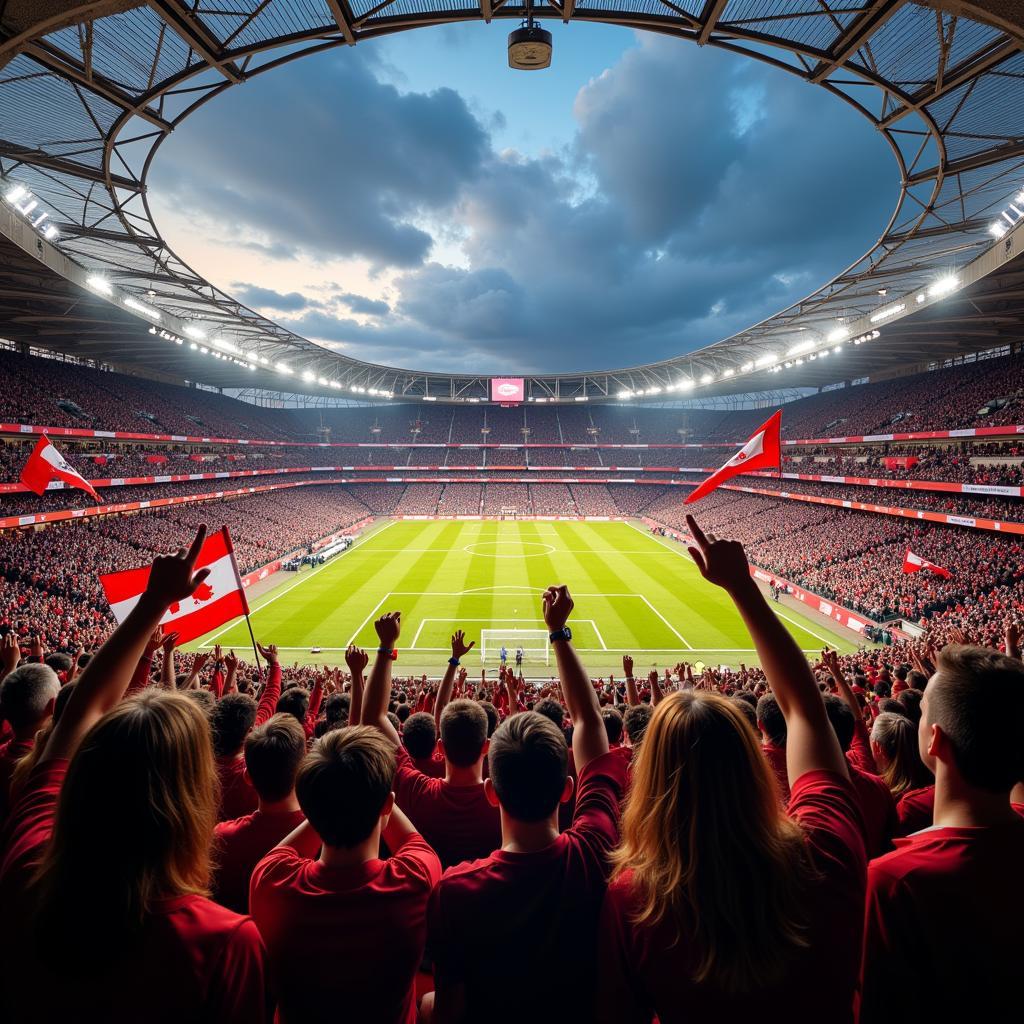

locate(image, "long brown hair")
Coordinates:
31 689 218 959
871 711 932 796
610 690 813 994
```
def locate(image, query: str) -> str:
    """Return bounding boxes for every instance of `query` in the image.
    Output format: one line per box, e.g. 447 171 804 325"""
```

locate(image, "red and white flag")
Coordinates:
100 527 249 644
20 435 101 501
902 549 952 579
684 410 782 504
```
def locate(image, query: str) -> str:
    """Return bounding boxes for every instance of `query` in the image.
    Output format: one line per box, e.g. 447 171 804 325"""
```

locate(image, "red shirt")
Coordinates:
394 746 500 869
0 759 268 1024
250 834 441 1024
0 737 32 825
412 753 446 778
213 807 306 914
598 770 867 1024
762 743 790 802
217 755 259 823
861 816 1024 1023
848 765 897 858
429 749 626 1023
895 784 934 836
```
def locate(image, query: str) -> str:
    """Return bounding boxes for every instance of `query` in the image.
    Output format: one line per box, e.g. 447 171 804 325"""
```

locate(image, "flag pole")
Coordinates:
244 611 264 686
222 524 263 686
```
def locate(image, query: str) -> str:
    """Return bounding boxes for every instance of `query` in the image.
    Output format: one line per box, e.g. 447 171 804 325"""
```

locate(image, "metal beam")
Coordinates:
905 139 1024 185
24 42 173 133
697 0 729 46
146 1 244 82
323 0 358 43
809 0 905 83
0 143 139 190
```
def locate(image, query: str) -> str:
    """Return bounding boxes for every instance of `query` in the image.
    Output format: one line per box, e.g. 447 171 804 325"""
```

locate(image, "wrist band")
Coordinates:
448 657 460 667
377 647 398 660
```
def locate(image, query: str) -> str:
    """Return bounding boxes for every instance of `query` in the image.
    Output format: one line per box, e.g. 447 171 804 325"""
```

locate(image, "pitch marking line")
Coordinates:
239 646 826 654
407 618 603 650
199 520 399 646
625 519 839 647
346 592 392 647
639 595 693 650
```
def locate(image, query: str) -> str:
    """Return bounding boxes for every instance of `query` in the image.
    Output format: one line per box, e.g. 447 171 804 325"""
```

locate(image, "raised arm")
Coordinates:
543 585 607 773
622 655 639 707
686 515 847 784
345 644 368 727
648 669 664 707
361 612 402 745
159 630 179 689
822 647 877 773
44 526 211 763
435 630 475 732
253 642 281 727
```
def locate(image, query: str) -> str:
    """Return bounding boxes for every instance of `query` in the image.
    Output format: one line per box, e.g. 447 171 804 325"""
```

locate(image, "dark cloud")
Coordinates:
336 292 391 316
231 284 316 312
155 34 893 373
151 49 489 268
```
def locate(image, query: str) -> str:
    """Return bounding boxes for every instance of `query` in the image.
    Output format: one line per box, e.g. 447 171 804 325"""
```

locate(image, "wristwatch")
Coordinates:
549 627 572 644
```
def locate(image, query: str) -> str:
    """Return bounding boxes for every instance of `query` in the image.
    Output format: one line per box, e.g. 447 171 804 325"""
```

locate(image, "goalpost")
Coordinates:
480 629 550 666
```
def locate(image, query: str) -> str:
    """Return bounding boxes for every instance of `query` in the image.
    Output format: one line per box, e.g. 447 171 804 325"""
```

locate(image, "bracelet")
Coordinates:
377 647 396 660
448 657 460 667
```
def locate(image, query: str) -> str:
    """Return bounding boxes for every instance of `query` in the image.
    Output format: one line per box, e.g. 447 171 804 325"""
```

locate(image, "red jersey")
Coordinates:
394 746 500 869
429 750 626 1023
213 807 306 914
411 753 446 778
762 743 790 802
0 760 268 1024
598 770 867 1024
847 765 897 858
217 755 258 823
250 834 441 1024
0 737 32 824
861 816 1024 1023
895 784 934 836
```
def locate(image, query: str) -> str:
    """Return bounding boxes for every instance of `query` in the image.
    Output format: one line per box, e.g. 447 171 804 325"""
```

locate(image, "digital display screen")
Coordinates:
491 377 525 403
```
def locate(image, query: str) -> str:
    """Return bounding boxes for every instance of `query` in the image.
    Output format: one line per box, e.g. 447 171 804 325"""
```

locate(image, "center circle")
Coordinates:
464 541 556 558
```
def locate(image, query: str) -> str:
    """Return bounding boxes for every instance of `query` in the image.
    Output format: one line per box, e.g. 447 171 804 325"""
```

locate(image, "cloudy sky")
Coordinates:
149 23 896 375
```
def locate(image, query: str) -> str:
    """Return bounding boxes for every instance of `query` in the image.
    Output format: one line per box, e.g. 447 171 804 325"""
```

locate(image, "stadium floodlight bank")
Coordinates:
480 629 550 665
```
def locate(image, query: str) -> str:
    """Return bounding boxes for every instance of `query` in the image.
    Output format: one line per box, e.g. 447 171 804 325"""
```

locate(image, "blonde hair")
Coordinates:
871 711 931 796
610 690 813 994
31 690 218 958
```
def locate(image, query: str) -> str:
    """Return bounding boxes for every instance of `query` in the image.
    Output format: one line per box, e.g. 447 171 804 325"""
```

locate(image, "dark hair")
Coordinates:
395 703 412 724
325 693 348 726
729 696 758 732
602 707 624 745
402 712 437 760
276 687 309 725
756 693 787 747
877 697 908 719
439 699 488 767
896 688 922 724
185 689 215 711
928 645 1024 793
244 713 307 802
907 670 928 690
208 693 257 758
478 700 499 737
533 698 565 732
488 711 568 822
296 726 395 847
44 652 73 675
822 694 856 753
623 704 653 747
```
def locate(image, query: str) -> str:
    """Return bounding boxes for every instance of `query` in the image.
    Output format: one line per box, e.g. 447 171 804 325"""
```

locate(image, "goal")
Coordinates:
480 629 550 666
500 506 518 520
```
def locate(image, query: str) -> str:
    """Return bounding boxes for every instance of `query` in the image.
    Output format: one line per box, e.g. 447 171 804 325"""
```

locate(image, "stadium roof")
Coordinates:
1 1 1023 403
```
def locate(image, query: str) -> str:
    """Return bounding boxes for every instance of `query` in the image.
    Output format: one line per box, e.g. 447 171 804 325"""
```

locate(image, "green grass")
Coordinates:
184 519 861 675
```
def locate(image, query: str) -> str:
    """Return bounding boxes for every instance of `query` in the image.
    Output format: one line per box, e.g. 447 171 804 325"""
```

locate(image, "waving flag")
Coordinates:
100 526 249 644
902 549 952 579
684 411 782 504
20 435 101 501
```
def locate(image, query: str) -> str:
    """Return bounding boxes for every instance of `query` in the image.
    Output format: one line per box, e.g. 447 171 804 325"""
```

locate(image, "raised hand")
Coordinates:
160 631 179 653
622 654 634 678
213 643 223 662
29 634 44 660
375 611 401 649
144 627 164 656
141 526 210 612
191 651 211 674
256 641 279 665
451 629 475 660
685 515 752 593
1006 618 1021 661
542 585 574 632
224 649 239 674
0 632 20 678
345 644 368 675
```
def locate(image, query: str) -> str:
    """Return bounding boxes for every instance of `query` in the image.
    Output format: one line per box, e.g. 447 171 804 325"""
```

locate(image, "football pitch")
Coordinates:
187 519 861 675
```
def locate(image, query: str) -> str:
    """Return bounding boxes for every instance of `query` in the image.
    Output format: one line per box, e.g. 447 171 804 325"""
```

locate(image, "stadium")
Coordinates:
0 1 1022 1021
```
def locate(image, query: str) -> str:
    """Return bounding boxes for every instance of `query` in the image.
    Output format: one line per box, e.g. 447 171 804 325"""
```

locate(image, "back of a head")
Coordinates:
296 726 395 847
208 693 257 758
44 652 73 677
276 686 310 725
34 690 216 953
0 663 60 732
611 691 810 994
822 694 856 753
926 645 1024 794
325 692 348 726
756 693 787 748
478 700 499 737
402 711 437 760
244 712 307 802
395 703 412 724
729 696 758 733
533 698 565 733
602 706 624 745
896 687 922 724
871 711 931 795
488 711 568 822
623 704 654 747
439 699 488 767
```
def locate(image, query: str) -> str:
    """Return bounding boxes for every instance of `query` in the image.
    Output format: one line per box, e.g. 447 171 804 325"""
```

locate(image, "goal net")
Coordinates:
500 506 518 520
480 629 550 666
